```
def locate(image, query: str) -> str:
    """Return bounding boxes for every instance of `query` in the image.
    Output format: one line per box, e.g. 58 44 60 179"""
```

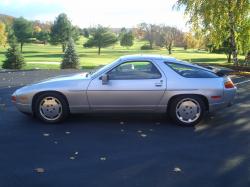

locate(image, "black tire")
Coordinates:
34 92 69 123
169 95 205 127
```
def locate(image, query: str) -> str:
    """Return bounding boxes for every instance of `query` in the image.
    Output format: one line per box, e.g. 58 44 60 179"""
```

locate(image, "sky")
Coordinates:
0 0 189 30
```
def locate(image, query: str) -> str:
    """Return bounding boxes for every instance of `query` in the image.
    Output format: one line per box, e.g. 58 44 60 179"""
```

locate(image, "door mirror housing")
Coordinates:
101 74 109 85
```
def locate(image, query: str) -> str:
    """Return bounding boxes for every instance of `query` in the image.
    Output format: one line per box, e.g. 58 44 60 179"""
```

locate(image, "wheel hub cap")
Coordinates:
39 97 62 121
176 98 201 124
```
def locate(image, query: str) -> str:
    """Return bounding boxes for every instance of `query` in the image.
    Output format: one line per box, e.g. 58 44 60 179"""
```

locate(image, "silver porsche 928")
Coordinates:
12 55 237 126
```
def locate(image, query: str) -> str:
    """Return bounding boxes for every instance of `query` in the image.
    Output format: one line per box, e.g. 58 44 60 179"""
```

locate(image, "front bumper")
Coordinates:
12 91 33 114
15 102 32 114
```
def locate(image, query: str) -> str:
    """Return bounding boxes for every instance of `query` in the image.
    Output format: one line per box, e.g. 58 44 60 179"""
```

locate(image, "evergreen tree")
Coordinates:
2 36 25 69
12 17 33 52
84 26 117 55
120 31 134 48
50 13 73 52
61 38 79 69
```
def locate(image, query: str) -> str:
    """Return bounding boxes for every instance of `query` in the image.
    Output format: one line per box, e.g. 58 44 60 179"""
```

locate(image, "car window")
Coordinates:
165 62 219 78
108 61 162 80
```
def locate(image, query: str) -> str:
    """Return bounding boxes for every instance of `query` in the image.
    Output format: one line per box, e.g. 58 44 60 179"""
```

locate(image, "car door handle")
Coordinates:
155 82 163 87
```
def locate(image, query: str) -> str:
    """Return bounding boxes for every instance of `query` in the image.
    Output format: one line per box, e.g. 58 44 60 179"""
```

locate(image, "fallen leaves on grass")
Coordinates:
173 167 182 173
100 157 107 161
0 104 6 111
34 168 45 173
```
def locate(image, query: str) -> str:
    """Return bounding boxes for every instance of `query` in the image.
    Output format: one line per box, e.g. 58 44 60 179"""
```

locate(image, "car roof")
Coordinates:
119 54 213 72
119 54 176 61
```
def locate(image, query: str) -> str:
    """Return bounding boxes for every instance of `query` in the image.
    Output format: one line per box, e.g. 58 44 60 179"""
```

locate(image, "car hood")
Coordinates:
32 72 90 85
14 72 91 96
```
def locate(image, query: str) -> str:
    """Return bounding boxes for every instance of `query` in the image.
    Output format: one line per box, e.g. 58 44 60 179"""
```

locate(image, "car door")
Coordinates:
87 60 166 111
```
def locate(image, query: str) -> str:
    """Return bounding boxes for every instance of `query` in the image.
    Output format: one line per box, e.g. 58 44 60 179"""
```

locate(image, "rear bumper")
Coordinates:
209 87 237 112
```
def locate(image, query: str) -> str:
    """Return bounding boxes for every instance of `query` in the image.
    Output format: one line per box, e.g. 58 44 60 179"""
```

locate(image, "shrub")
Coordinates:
140 44 152 50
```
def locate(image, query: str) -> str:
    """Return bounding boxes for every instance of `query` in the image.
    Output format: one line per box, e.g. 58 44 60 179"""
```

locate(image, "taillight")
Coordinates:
224 80 234 89
11 95 16 102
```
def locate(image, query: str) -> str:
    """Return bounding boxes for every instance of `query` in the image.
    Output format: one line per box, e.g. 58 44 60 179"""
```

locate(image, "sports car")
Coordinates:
12 55 237 126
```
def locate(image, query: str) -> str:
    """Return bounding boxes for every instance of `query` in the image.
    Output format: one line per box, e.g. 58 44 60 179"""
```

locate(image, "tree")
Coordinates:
61 38 79 69
137 23 158 49
120 31 134 48
161 26 183 54
83 26 117 55
33 25 42 33
176 0 250 65
82 28 89 38
238 18 250 56
50 13 73 52
183 32 200 49
12 17 33 52
118 27 127 39
2 36 25 69
0 22 7 47
36 31 50 45
71 26 81 42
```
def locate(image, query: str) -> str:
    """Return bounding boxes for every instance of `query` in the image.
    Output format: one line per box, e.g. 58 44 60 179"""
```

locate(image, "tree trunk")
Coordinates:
227 52 232 63
168 42 172 55
20 43 23 52
98 46 101 55
245 51 250 66
228 0 238 66
62 43 66 52
149 40 153 49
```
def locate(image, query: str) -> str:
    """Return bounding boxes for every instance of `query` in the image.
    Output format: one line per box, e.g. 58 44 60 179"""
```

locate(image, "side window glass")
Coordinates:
108 61 162 80
165 62 219 78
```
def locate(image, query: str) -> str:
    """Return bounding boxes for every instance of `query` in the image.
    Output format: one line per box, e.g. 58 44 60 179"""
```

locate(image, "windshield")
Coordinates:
88 58 120 77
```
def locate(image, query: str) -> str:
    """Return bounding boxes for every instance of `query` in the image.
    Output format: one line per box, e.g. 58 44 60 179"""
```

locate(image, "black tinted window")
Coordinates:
108 61 162 80
165 62 218 78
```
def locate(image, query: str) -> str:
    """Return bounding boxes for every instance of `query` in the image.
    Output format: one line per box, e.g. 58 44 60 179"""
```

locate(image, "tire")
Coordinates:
34 92 69 123
169 95 205 127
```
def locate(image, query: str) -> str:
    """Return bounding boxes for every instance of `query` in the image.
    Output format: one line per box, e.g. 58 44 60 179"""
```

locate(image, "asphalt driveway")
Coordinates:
0 70 249 187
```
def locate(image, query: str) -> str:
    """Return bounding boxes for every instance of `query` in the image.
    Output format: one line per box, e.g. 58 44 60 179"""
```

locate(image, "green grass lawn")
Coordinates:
0 37 245 70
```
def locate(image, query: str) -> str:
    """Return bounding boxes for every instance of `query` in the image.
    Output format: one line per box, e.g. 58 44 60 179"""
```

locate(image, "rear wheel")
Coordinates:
169 95 205 127
34 93 69 123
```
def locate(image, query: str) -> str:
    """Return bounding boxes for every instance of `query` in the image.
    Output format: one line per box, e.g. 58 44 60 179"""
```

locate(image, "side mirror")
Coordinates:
101 74 109 85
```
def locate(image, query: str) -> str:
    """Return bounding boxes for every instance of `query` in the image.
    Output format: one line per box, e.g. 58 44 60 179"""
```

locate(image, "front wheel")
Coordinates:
34 93 69 123
169 95 205 127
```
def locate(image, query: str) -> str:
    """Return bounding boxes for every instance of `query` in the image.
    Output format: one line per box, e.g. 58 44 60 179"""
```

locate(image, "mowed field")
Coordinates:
0 37 245 70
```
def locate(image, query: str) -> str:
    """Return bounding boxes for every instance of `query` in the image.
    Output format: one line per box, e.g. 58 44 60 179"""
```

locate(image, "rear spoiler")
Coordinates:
195 64 234 77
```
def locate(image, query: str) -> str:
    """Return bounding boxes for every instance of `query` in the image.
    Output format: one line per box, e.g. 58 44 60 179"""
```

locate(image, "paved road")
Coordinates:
0 71 249 187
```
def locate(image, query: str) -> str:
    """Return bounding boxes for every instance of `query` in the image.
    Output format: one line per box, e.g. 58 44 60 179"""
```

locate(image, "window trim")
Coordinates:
165 61 219 78
106 60 162 80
